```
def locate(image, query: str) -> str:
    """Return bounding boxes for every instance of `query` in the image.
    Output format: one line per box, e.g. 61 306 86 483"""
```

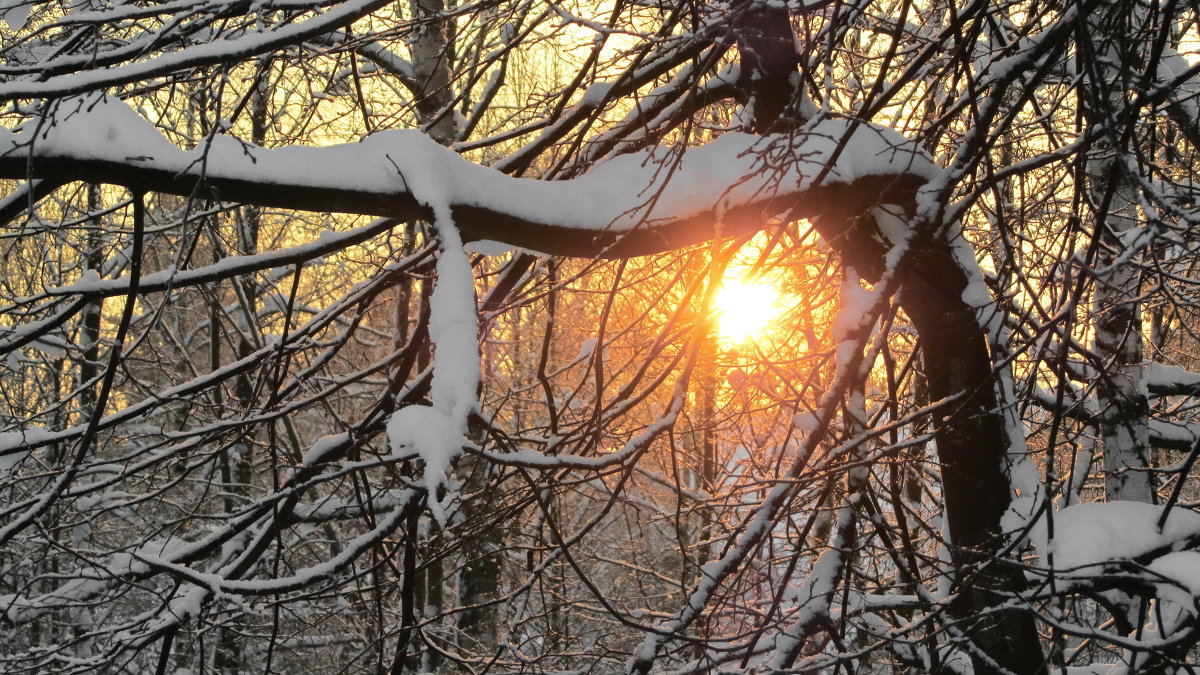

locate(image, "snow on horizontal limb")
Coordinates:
1002 500 1200 613
0 96 937 259
0 0 393 100
1145 551 1200 612
1022 501 1200 573
1146 361 1200 396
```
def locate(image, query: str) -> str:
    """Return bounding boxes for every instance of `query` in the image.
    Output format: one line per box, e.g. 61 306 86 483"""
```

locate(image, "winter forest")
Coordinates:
4 0 1200 672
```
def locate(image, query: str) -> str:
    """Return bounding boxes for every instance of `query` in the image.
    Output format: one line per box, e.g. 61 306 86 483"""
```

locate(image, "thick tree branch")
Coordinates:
0 102 932 259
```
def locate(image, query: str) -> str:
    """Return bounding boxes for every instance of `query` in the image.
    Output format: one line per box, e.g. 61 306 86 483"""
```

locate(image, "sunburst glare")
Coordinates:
714 277 781 344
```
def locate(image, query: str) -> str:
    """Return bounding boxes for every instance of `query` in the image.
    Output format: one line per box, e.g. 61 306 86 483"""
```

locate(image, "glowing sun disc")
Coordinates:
715 278 779 343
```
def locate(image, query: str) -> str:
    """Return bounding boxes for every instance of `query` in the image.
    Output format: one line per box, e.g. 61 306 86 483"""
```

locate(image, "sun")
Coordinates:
714 278 780 344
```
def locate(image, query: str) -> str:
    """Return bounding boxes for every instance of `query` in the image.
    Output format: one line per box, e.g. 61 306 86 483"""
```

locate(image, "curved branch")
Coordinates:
1 100 934 259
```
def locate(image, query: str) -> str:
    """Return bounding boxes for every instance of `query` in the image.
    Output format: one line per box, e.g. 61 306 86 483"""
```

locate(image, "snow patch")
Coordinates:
303 433 347 465
1028 502 1200 572
1146 361 1200 391
388 406 462 527
0 444 28 478
0 425 52 475
1147 551 1200 610
792 411 819 433
463 239 515 256
831 275 875 343
29 94 178 162
2 0 31 31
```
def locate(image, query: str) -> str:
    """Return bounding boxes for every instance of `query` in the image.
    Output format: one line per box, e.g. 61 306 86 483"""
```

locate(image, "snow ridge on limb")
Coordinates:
0 96 936 258
765 521 846 670
1146 361 1200 397
945 217 1044 511
1026 501 1200 573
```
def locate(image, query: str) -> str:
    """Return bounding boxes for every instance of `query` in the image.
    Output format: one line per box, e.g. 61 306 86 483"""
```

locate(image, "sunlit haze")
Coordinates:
714 278 780 344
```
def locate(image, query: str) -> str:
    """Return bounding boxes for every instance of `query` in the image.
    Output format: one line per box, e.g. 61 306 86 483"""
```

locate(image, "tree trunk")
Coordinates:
216 62 271 675
406 0 504 662
1083 6 1156 506
899 236 1047 675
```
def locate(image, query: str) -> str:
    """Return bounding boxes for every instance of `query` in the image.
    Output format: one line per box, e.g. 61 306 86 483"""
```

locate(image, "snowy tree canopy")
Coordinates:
3 0 1200 673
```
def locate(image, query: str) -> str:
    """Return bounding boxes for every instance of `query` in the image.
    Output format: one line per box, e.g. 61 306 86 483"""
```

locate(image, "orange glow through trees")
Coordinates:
714 277 781 344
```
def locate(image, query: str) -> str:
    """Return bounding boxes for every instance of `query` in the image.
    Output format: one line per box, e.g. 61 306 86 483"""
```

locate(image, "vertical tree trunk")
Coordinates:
1079 5 1160 653
1091 186 1154 505
407 0 503 661
66 183 104 661
697 324 717 569
1083 6 1156 505
899 238 1047 675
410 0 456 145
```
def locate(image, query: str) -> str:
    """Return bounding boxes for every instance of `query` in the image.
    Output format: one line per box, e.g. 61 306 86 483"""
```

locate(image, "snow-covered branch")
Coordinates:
0 95 935 258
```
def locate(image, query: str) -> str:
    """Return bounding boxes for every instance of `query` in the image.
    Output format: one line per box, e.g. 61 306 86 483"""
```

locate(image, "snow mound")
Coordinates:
1027 501 1200 571
388 405 463 526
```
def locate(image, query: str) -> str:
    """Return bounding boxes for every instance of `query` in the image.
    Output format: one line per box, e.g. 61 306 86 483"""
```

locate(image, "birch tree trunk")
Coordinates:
1084 6 1156 505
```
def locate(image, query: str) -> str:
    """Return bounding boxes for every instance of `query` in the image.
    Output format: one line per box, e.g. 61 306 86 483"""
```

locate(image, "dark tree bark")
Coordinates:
897 237 1047 675
733 0 805 132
